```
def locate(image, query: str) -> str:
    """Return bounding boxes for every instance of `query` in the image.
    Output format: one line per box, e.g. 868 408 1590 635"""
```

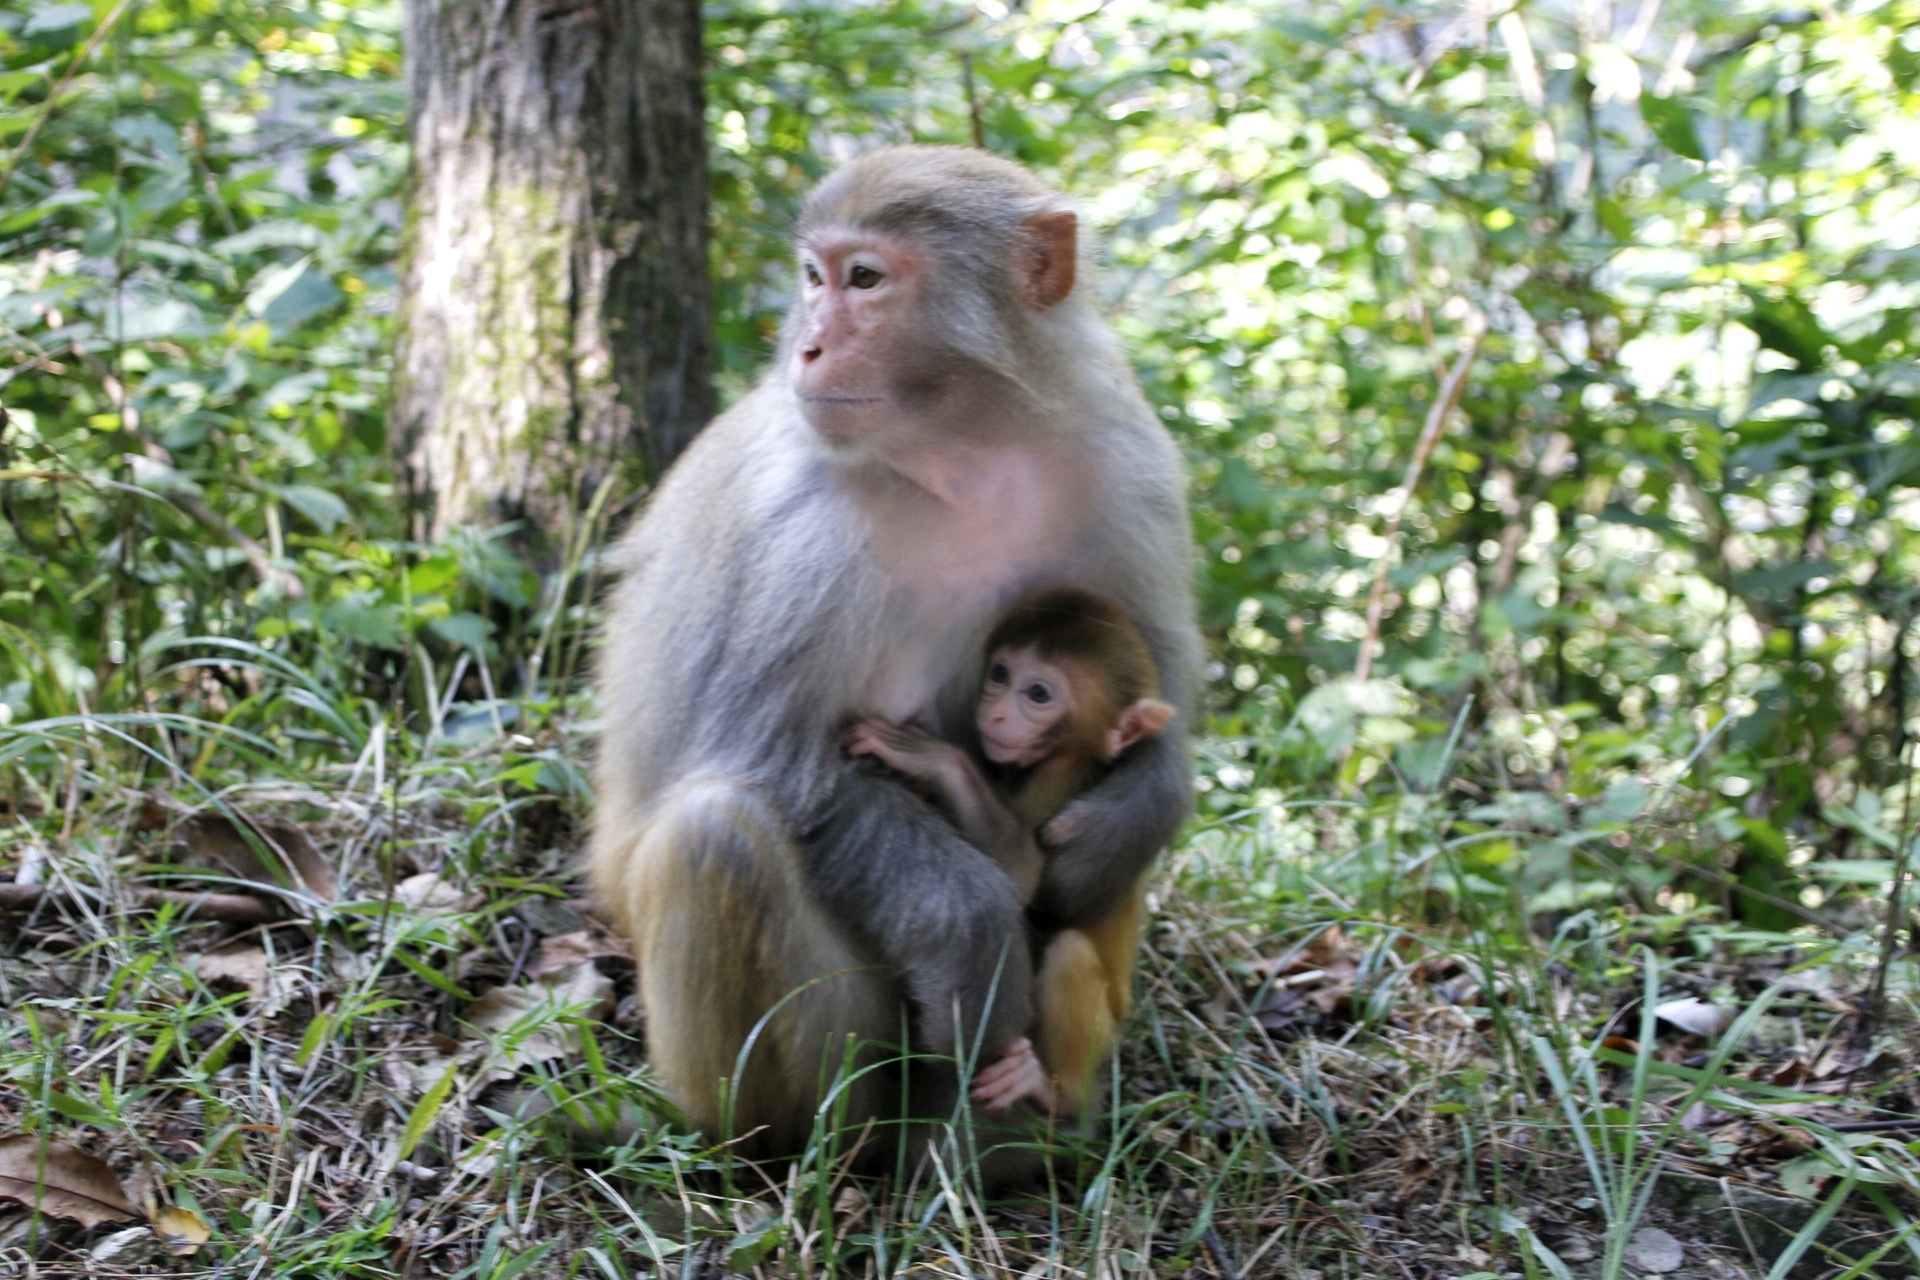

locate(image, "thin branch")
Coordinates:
97 368 306 597
1353 327 1484 683
0 0 139 201
1868 736 1918 1029
960 52 986 150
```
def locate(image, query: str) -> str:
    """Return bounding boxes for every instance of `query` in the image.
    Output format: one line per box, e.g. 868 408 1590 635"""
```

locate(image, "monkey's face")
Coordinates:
791 229 947 446
977 645 1074 767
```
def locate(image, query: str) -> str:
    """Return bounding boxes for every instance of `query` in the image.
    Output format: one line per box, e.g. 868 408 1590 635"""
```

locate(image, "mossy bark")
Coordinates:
391 0 712 540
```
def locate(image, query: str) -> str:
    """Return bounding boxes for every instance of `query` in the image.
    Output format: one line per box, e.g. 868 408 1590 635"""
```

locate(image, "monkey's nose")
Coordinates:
801 344 823 363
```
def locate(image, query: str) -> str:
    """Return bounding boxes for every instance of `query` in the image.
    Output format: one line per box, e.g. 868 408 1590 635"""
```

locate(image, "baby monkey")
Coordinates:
845 588 1174 1113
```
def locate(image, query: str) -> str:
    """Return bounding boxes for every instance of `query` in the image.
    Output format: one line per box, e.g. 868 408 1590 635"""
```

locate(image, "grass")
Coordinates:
2 678 1919 1280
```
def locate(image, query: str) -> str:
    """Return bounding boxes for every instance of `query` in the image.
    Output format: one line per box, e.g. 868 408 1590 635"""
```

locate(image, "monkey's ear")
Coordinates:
1022 210 1077 310
1105 698 1174 759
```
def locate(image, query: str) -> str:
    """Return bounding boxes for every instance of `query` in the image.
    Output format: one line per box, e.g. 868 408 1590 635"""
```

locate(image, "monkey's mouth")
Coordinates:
980 734 1035 766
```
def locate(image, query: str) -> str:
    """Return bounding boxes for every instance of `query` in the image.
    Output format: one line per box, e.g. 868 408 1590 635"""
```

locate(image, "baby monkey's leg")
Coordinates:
1033 930 1114 1116
1035 882 1147 1114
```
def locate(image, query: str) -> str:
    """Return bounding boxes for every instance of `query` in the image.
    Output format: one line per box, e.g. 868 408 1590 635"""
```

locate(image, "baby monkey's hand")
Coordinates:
970 1037 1056 1113
844 718 931 771
843 720 967 786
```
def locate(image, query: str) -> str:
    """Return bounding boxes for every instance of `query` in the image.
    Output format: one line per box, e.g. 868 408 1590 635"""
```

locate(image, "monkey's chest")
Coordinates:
857 455 1095 723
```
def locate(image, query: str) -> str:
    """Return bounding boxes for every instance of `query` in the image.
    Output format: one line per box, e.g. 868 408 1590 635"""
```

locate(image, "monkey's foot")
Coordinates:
970 1038 1056 1113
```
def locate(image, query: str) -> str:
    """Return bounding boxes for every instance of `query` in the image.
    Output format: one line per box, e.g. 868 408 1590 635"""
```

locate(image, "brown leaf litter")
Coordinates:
0 1134 141 1229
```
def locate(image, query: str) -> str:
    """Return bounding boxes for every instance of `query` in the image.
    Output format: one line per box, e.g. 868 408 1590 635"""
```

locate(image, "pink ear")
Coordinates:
1022 211 1077 310
1104 698 1174 759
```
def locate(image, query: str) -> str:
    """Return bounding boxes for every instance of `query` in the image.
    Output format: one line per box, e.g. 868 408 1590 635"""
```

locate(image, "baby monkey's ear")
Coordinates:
1104 698 1175 761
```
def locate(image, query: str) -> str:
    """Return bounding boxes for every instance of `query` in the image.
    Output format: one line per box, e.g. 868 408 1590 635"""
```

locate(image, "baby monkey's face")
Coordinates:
977 645 1073 766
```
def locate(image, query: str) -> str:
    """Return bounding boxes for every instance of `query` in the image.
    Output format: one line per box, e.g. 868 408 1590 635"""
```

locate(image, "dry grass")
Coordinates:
2 711 1919 1280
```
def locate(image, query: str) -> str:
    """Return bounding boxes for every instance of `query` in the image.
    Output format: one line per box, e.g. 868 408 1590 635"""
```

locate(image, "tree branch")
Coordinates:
1353 328 1484 683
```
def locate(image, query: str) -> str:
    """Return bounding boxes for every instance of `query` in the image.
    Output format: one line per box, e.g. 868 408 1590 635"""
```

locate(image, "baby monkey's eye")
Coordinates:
849 263 882 288
988 661 1010 684
1026 684 1052 705
804 263 823 287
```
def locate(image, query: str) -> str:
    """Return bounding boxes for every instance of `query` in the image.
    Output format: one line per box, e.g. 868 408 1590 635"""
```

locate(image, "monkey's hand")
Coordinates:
843 720 959 784
969 1038 1055 1113
1034 729 1190 929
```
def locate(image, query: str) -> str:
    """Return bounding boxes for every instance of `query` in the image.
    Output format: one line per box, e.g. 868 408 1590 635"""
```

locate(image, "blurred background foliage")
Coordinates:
1 0 1917 940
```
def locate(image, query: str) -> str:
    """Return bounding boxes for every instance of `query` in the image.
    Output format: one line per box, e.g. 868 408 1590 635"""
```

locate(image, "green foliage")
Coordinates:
0 0 1917 1128
703 0 1920 926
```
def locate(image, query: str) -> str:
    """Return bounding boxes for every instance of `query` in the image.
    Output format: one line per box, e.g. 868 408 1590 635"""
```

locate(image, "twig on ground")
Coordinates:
1203 1225 1240 1280
0 880 282 924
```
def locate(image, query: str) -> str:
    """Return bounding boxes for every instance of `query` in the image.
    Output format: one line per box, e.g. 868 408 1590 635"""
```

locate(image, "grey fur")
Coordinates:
591 146 1200 1156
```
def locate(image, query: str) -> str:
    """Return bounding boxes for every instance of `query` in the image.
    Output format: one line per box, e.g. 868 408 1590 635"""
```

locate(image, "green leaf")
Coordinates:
294 1011 332 1066
429 612 491 652
320 596 405 649
1641 94 1702 160
246 259 343 328
398 1062 458 1160
393 948 473 1000
44 1086 116 1126
1595 195 1634 241
728 1216 786 1271
272 484 350 533
1731 559 1837 602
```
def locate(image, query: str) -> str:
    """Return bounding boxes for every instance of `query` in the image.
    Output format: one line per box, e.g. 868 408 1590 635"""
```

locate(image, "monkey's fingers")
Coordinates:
844 725 905 762
970 1039 1044 1111
973 1058 1053 1111
970 1070 1030 1111
1038 803 1087 851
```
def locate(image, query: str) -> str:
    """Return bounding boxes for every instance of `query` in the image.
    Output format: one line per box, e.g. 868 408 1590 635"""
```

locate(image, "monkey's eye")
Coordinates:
804 263 824 287
848 263 882 289
988 661 1010 684
1025 683 1052 705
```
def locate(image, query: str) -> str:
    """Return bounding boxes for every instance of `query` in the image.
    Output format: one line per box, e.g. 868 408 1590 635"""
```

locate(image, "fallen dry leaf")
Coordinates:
396 961 619 1094
179 813 336 902
1655 997 1737 1038
194 947 293 1016
153 1204 210 1257
393 872 481 914
1249 925 1360 1015
467 960 615 1068
1626 1225 1683 1273
0 1134 142 1228
526 928 629 980
90 1226 157 1264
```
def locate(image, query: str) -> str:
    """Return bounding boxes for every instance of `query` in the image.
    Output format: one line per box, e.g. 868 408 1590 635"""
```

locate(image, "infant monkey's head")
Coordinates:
977 588 1175 769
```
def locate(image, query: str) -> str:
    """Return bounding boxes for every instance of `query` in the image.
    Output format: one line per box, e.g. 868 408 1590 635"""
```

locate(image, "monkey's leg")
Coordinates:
1033 928 1115 1118
625 777 897 1160
1033 880 1146 1118
1083 880 1148 1024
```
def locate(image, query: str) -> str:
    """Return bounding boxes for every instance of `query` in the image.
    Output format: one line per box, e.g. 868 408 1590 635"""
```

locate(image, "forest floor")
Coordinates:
1 716 1918 1280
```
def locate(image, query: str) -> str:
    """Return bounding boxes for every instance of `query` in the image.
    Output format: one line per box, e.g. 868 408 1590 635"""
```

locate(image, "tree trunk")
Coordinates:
391 0 712 541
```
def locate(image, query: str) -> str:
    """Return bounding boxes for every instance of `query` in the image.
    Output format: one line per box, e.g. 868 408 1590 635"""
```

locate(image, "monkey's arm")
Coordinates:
844 721 1043 902
803 768 1034 1056
1029 727 1190 930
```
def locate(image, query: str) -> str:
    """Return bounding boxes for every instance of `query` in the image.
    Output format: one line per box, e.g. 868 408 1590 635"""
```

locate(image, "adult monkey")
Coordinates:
591 146 1199 1170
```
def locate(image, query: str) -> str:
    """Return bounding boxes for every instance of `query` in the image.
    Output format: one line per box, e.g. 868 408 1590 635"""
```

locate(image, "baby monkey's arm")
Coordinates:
843 720 1043 902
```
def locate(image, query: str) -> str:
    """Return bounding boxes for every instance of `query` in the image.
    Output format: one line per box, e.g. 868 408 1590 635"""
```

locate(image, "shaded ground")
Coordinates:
1 739 1918 1280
